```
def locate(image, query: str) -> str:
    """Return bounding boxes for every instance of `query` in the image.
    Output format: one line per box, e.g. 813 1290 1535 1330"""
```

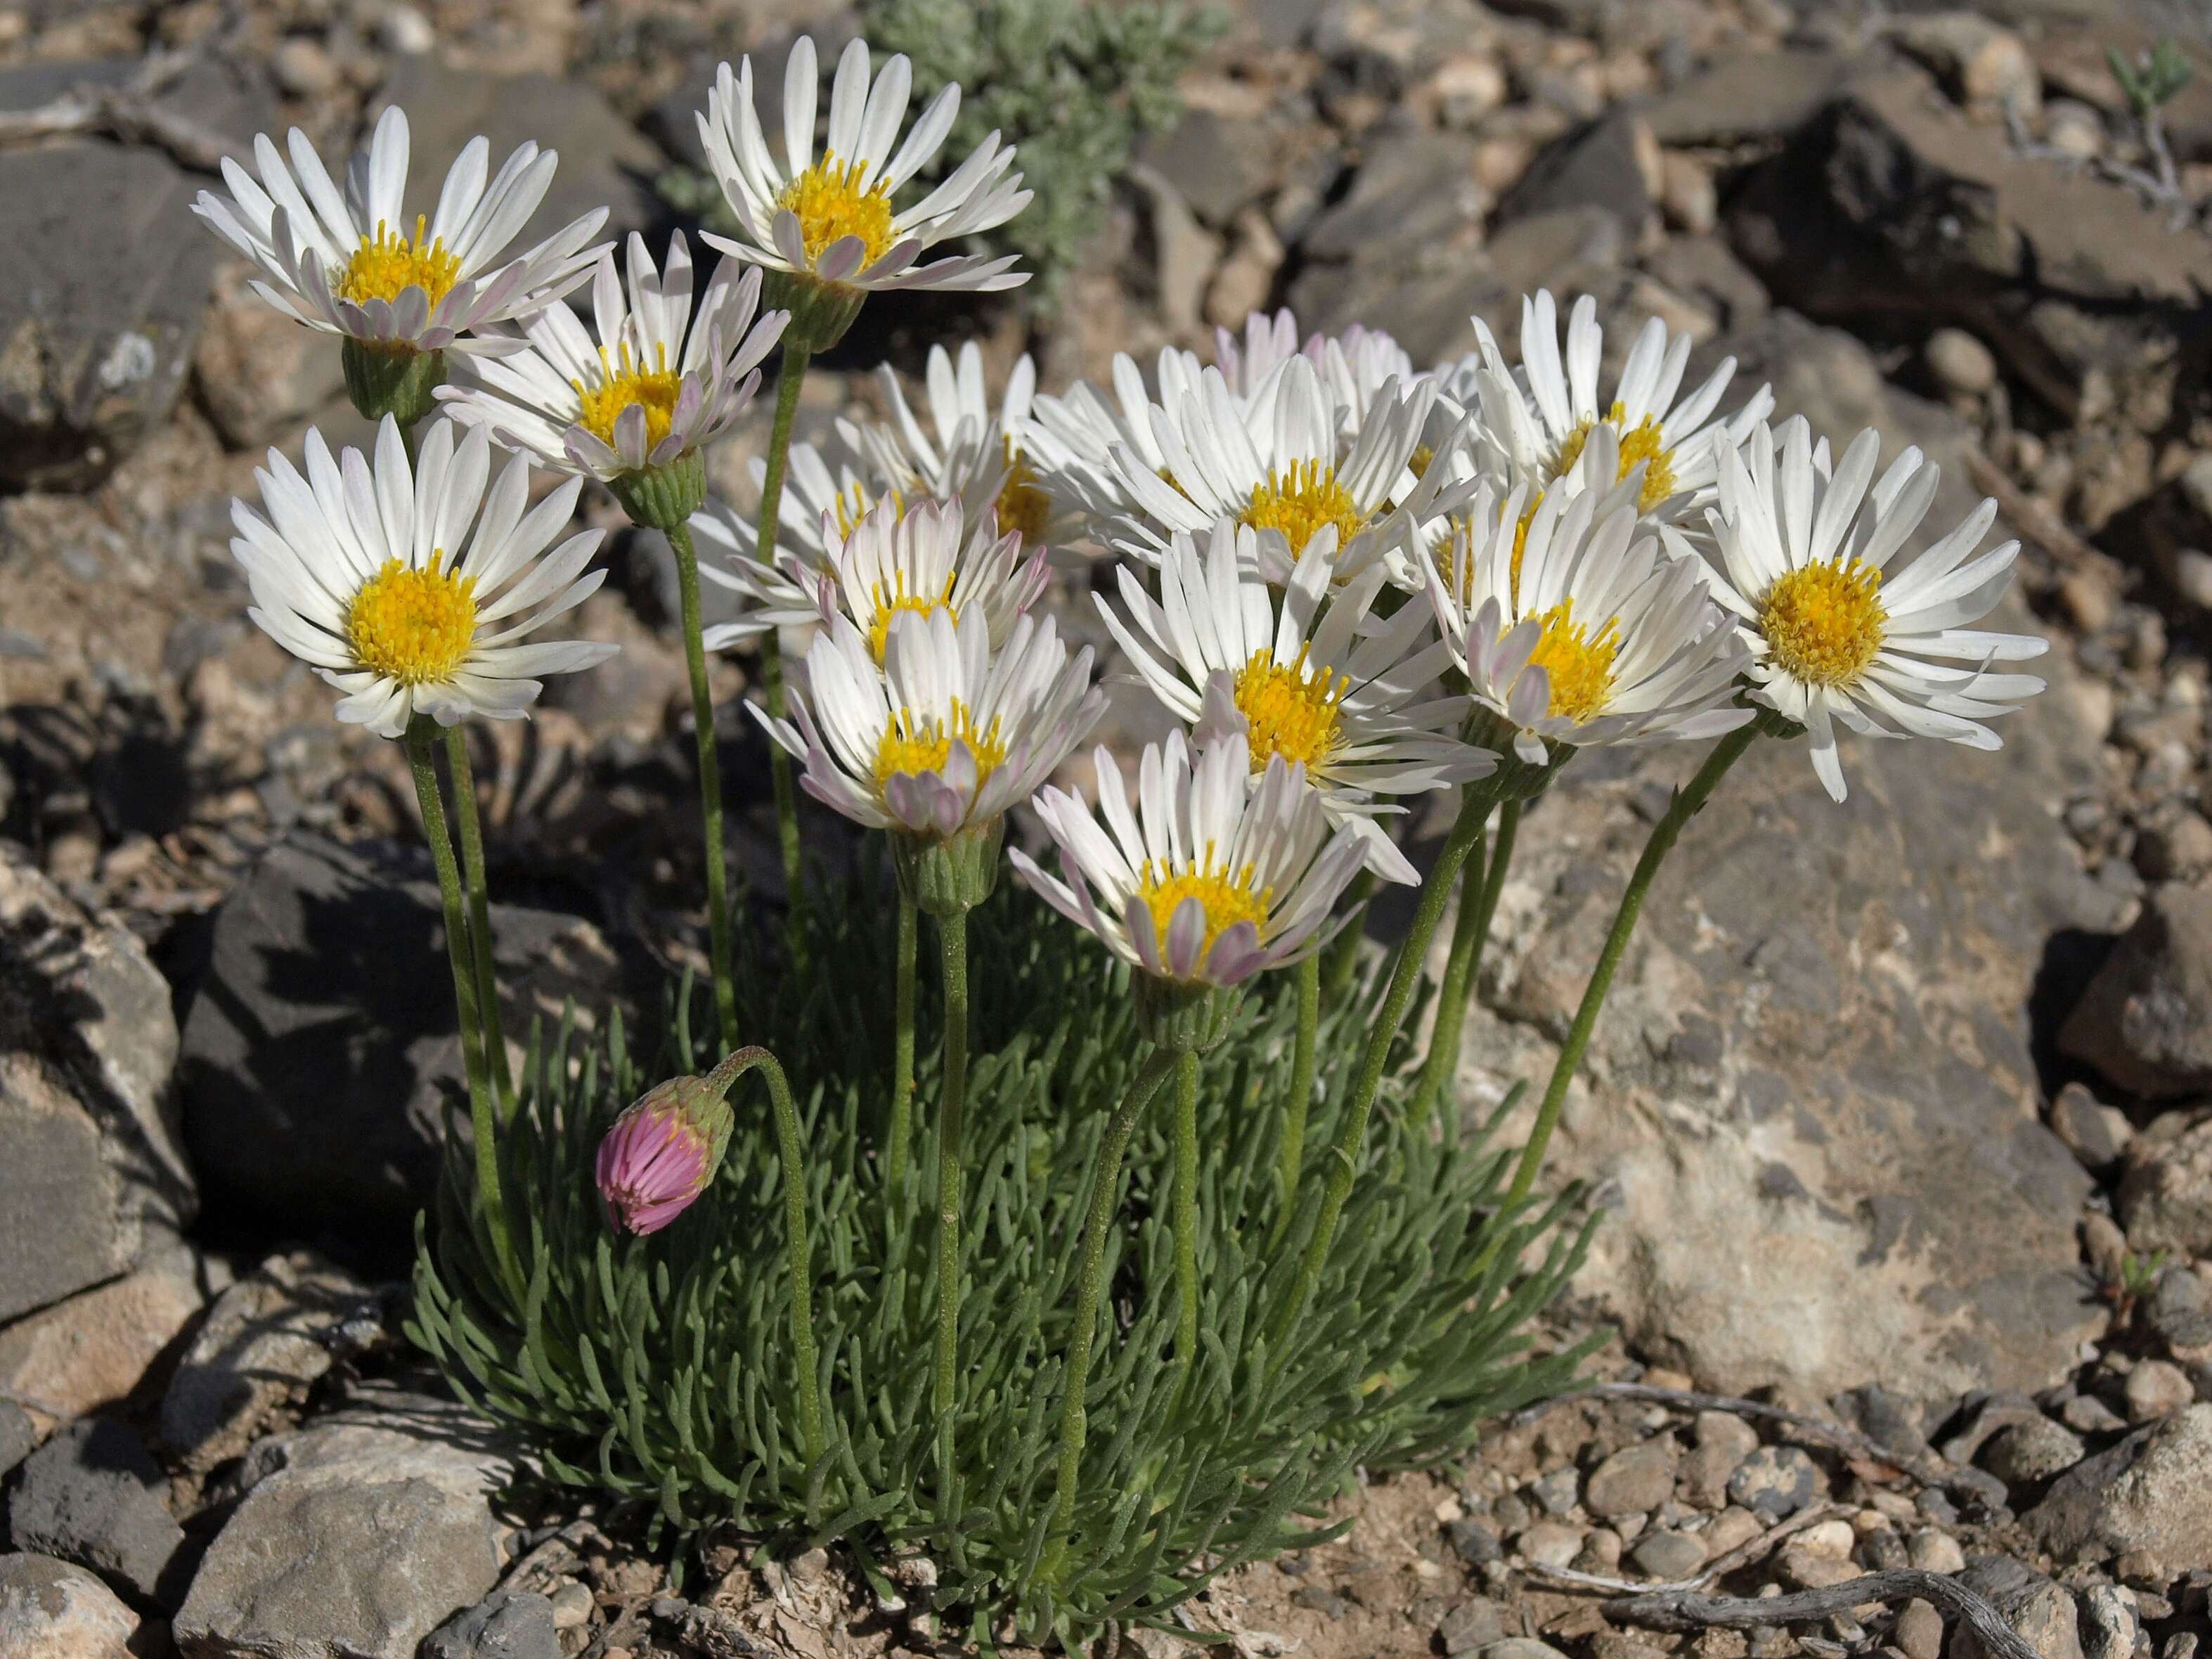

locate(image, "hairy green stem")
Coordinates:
1270 952 1321 1247
667 519 741 1053
440 725 513 1116
1499 727 1757 1214
1170 1046 1201 1406
1409 797 1520 1127
1266 793 1492 1369
403 718 518 1291
886 895 918 1260
753 344 813 905
931 905 971 1548
1041 1046 1179 1582
1321 868 1376 1000
723 1046 825 1473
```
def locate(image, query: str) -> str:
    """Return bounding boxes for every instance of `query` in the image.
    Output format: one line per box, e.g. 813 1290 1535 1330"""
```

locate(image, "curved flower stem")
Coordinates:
1497 727 1757 1215
887 894 918 1255
726 1045 826 1474
931 904 971 1551
440 725 513 1116
1265 792 1492 1371
1409 797 1520 1128
666 518 741 1054
1041 1045 1179 1584
753 344 813 908
1169 1046 1201 1407
403 718 519 1293
1320 869 1376 1001
1269 952 1321 1248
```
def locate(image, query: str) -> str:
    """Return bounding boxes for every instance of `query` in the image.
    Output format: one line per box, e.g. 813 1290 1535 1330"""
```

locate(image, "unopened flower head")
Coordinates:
436 231 787 485
698 35 1031 297
1459 290 1772 520
1696 417 2048 802
817 497 1047 663
1012 731 1369 989
595 1064 742 1235
229 417 615 737
1425 482 1752 771
1097 519 1492 881
867 342 1078 547
193 105 607 359
759 604 1104 841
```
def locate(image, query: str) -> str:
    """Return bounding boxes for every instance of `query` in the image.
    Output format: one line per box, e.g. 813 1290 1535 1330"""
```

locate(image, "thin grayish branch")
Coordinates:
1600 1568 2043 1659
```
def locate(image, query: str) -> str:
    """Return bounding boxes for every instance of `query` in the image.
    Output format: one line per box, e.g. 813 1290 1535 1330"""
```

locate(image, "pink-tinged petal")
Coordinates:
1205 919 1265 986
1165 895 1208 980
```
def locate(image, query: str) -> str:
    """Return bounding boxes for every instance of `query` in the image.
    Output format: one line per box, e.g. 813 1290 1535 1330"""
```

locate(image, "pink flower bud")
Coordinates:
595 1059 744 1235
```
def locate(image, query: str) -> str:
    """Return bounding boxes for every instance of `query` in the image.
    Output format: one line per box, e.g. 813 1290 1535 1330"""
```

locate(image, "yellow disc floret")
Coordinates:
1549 401 1677 512
1139 848 1272 966
347 552 477 686
1525 598 1620 724
575 342 683 453
1232 645 1346 772
995 438 1052 544
1760 559 1887 689
1241 460 1366 557
775 155 897 268
339 215 463 309
865 575 959 664
872 699 1007 793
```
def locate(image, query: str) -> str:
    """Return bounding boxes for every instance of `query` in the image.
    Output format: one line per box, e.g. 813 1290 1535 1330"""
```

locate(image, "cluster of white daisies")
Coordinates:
204 33 2048 994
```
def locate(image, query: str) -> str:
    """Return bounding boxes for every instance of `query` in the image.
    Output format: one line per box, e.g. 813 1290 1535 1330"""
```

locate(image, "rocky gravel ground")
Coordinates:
6 0 2212 1655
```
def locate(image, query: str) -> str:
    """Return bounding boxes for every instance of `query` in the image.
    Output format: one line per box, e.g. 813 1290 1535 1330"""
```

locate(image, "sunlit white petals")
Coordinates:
1011 731 1373 988
867 342 1078 547
1426 484 1753 766
1697 417 2048 803
192 105 609 356
1098 522 1491 880
816 497 1047 659
436 232 787 482
229 416 616 738
697 35 1031 293
756 604 1102 839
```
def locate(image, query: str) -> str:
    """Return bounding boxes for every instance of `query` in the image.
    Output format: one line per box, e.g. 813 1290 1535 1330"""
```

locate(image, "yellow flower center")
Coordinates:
1429 496 1540 607
1760 559 1887 688
872 699 1007 794
1407 444 1435 480
574 342 683 454
347 552 477 686
338 214 462 309
1241 459 1366 556
834 481 903 543
995 437 1052 544
1525 598 1620 724
775 155 896 268
1232 645 1346 772
1139 850 1272 964
1549 401 1678 514
865 575 959 664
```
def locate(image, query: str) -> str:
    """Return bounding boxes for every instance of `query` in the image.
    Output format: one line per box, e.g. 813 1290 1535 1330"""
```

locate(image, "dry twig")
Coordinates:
1601 1568 2041 1659
1963 451 2122 583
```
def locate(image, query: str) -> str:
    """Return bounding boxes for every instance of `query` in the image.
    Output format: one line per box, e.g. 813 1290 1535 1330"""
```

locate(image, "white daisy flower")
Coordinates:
228 416 616 738
1425 482 1754 770
815 497 1047 663
192 105 607 360
758 604 1103 840
1696 417 2048 803
868 342 1081 548
697 35 1031 297
434 231 787 486
1020 342 1213 535
1101 354 1470 584
1461 290 1772 519
1011 730 1370 989
1096 520 1491 882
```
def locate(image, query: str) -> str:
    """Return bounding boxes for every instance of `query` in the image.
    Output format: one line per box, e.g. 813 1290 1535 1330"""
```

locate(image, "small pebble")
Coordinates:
1440 1599 1507 1655
1794 1519 1856 1558
2062 1394 2128 1435
1633 1529 1709 1580
2124 1360 2192 1422
1447 1518 1503 1567
547 1579 594 1631
1518 1520 1584 1569
1532 1466 1580 1516
1926 328 1998 397
1907 1528 1965 1575
1895 1599 1943 1659
1704 1508 1764 1556
1728 1445 1818 1521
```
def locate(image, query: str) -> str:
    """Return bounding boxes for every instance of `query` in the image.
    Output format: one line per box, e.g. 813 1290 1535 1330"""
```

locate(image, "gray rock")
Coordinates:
373 61 662 252
0 1402 34 1476
1303 130 1483 264
1461 307 2108 1400
1839 1383 1936 1464
1438 1598 1506 1656
160 1249 375 1471
2029 1403 2212 1574
2064 888 2212 1102
2048 1083 2133 1174
1899 1599 1946 1659
1642 235 1770 333
2147 1267 2212 1354
641 22 860 172
1728 1446 1818 1521
1485 205 1626 304
2080 1586 2142 1659
232 1379 522 1504
1681 1410 1758 1508
1947 1556 2082 1659
1495 108 1652 235
1641 48 1864 145
1133 106 1290 228
178 832 637 1236
1982 1417 2088 1485
1631 1529 1707 1580
1586 1437 1679 1519
420 1587 562 1659
2118 1115 2212 1258
1926 328 1998 397
1530 1465 1580 1516
0 1239 214 1445
172 1471 498 1659
1447 1518 1501 1566
6 1419 185 1607
0 1551 141 1658
0 842 193 1322
1942 1394 2045 1466
2121 1360 2192 1424
1482 1641 1572 1659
